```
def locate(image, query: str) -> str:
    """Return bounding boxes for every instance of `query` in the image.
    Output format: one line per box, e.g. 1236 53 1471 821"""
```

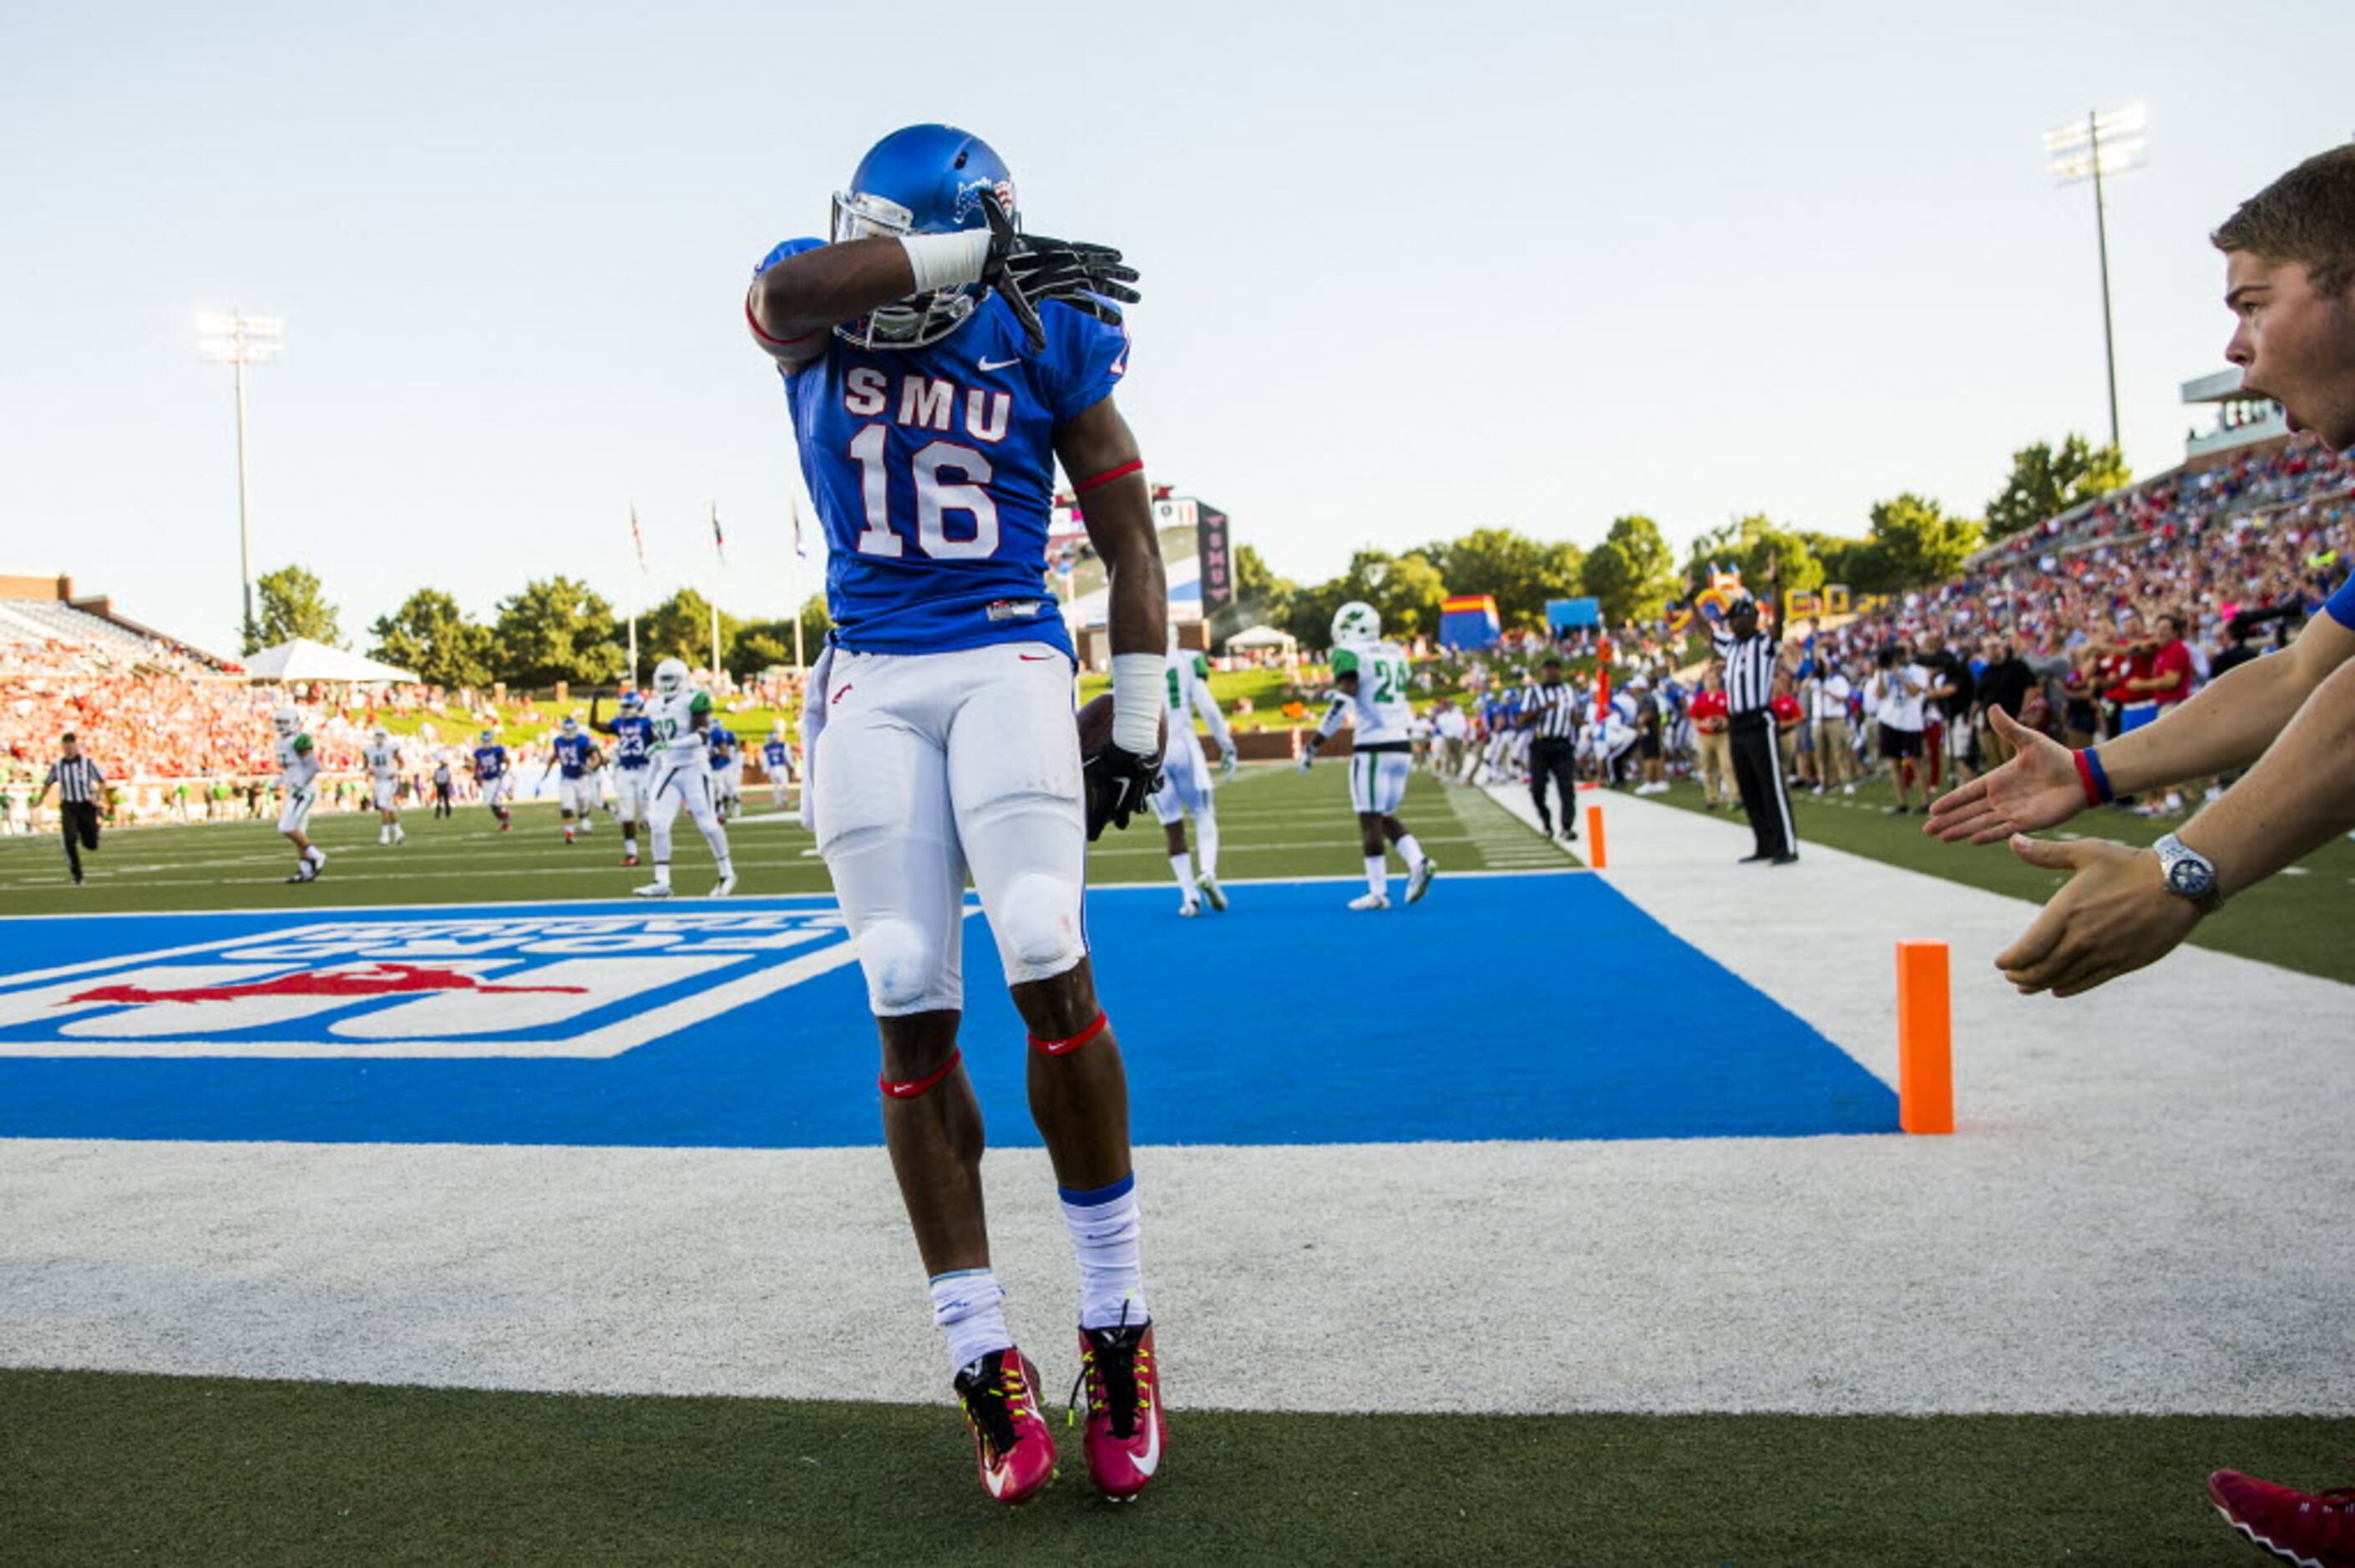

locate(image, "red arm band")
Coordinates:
1073 459 1143 495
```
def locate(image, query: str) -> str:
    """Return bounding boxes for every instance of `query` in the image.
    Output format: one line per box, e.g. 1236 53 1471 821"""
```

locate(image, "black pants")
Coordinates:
1528 737 1578 837
59 800 100 882
1728 714 1795 858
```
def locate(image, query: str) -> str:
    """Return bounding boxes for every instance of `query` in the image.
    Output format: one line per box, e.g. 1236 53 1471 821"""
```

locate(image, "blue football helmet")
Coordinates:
479 730 496 746
831 124 1015 350
619 690 645 714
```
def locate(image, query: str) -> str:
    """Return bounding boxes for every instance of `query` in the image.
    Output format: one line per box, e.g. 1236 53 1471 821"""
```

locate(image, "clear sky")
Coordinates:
3 0 2349 657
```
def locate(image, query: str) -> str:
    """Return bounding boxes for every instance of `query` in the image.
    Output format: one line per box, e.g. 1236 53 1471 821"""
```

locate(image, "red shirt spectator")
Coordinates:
1769 693 1804 729
1688 687 1729 730
2146 635 2193 705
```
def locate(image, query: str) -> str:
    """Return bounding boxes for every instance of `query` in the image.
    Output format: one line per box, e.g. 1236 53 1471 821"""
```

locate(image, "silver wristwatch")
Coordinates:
2152 833 2224 914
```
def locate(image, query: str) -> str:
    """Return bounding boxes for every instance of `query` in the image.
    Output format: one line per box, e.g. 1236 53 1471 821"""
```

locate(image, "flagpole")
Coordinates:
709 502 725 686
628 501 649 689
788 495 808 674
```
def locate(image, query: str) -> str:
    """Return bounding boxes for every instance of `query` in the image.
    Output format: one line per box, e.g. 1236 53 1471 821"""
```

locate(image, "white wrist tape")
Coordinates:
1110 654 1165 756
899 230 991 294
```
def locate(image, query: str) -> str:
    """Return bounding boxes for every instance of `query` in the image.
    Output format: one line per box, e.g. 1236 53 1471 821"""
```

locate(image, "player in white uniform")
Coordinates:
1150 631 1239 915
273 706 328 883
635 658 737 898
1297 601 1436 910
362 723 406 846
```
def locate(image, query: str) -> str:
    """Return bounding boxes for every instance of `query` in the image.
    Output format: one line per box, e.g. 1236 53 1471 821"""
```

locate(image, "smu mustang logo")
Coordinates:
69 963 590 1007
0 908 872 1060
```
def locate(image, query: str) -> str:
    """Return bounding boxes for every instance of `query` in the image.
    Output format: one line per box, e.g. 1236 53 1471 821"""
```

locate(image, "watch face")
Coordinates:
2168 856 2216 897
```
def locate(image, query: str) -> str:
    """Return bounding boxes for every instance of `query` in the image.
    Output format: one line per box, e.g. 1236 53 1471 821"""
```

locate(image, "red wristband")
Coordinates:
1074 459 1143 495
2071 750 2101 807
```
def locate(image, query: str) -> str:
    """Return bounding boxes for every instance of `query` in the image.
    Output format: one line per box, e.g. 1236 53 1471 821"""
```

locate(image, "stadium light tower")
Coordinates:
195 310 284 644
2044 105 2149 453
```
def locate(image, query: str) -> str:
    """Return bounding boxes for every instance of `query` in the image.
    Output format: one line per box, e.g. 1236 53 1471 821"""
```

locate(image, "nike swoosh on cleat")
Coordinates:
1132 1406 1161 1479
978 356 1021 372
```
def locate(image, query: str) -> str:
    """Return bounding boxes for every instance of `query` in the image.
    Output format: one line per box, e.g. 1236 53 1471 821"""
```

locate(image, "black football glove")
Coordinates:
980 191 1142 352
1082 744 1163 842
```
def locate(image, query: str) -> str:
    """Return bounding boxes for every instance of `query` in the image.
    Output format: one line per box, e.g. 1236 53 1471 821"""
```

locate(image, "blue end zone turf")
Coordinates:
0 875 1896 1146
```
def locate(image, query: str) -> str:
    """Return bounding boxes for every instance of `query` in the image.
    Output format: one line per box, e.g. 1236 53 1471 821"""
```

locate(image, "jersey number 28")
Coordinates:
847 427 999 560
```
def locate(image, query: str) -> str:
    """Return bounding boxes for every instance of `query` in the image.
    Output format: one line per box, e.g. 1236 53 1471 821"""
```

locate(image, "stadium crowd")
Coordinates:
1418 441 2355 819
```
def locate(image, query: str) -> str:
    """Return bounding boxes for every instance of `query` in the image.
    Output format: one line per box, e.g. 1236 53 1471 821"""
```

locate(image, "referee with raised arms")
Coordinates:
35 732 105 885
1712 595 1798 864
1518 655 1580 841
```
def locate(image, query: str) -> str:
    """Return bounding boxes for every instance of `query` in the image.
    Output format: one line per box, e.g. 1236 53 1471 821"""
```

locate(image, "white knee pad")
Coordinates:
858 917 935 1013
994 870 1084 981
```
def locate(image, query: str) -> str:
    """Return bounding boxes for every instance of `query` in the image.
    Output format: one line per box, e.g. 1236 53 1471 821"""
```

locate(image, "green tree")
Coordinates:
1288 549 1448 648
1582 514 1677 625
492 576 625 690
245 564 341 653
1420 527 1584 629
1865 493 1984 589
1984 435 2131 541
368 588 494 689
638 586 741 671
1208 544 1297 645
1684 515 1825 600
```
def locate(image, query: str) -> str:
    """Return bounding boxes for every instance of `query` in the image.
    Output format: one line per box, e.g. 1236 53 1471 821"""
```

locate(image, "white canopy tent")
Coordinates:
1223 624 1298 657
241 638 417 684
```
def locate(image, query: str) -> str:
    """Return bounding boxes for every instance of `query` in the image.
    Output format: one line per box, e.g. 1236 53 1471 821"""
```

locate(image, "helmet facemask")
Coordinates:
828 187 989 350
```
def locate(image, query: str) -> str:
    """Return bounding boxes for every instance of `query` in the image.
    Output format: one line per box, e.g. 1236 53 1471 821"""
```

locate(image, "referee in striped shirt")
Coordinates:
1710 595 1798 865
1518 655 1579 841
36 732 105 885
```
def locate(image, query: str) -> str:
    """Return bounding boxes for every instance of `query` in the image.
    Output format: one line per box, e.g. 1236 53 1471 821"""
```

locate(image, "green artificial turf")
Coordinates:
3 1368 2342 1566
1638 776 2355 987
0 766 1573 918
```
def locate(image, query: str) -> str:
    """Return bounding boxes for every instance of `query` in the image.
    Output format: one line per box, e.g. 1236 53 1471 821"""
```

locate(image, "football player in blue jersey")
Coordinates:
761 721 798 813
705 720 742 822
747 123 1166 1506
590 690 657 867
472 730 513 832
544 716 600 843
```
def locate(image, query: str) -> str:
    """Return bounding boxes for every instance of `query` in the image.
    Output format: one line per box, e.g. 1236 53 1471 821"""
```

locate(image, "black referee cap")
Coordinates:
60 731 77 743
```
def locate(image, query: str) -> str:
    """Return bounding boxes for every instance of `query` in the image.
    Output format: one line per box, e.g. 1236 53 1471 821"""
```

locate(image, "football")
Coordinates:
1076 693 1167 758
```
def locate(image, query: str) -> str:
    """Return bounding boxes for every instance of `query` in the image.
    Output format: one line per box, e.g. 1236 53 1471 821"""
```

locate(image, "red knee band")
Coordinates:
880 1049 962 1100
1028 1013 1108 1056
1073 459 1142 495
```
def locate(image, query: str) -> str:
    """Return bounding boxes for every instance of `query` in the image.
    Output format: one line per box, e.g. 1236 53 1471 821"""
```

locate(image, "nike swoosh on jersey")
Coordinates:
831 684 853 705
978 356 1021 372
1018 653 1056 661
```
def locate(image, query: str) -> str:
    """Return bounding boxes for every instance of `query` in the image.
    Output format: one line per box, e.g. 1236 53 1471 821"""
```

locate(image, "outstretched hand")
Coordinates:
1993 834 2201 997
1923 706 2084 844
980 191 1142 352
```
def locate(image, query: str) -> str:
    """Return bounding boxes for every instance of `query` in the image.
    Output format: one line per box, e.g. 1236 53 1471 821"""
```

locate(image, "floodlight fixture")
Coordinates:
2043 106 2148 453
195 309 285 640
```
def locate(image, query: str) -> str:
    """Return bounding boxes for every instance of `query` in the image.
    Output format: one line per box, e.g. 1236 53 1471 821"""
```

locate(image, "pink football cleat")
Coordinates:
2211 1469 2355 1567
1074 1320 1165 1500
953 1348 1056 1506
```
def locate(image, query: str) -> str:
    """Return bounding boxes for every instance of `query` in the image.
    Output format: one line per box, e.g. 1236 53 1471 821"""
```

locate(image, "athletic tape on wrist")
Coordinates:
880 1048 962 1100
1110 654 1163 756
1029 1012 1108 1056
899 230 991 294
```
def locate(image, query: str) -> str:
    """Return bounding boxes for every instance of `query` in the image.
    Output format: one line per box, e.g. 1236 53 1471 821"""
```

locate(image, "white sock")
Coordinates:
930 1268 1013 1378
1168 853 1198 899
305 846 324 864
1059 1175 1147 1331
701 821 731 863
624 833 638 855
654 863 671 888
1396 832 1426 868
1364 855 1387 895
1195 809 1220 879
